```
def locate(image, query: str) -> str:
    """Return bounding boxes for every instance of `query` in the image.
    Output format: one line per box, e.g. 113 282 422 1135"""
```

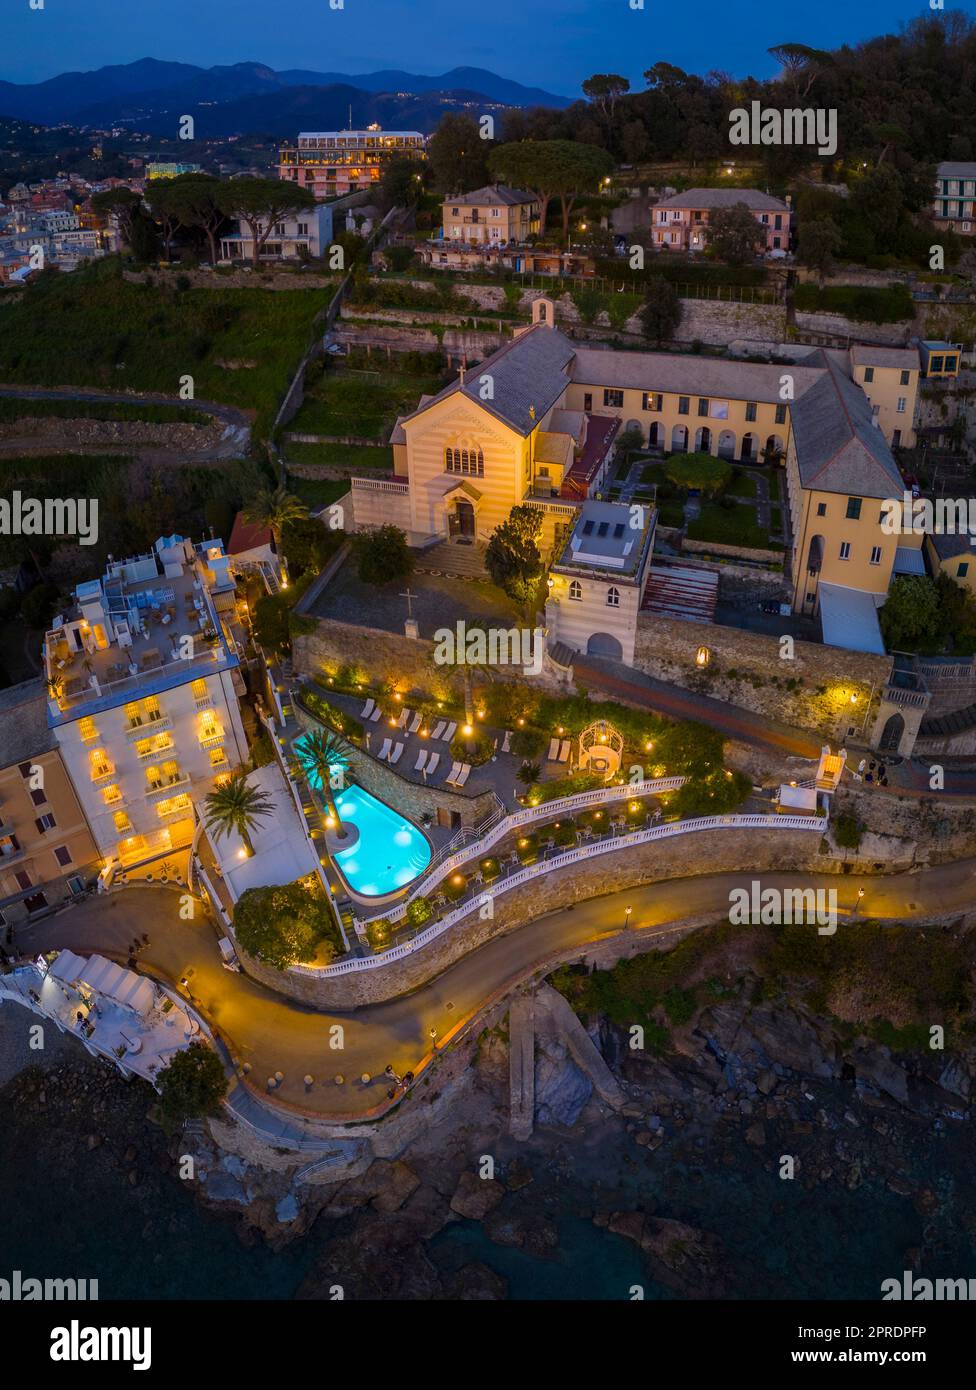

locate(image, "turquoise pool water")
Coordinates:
330 784 432 897
295 736 431 897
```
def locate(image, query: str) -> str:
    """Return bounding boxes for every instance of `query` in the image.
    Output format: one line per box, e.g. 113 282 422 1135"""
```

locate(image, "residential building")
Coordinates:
345 297 922 657
917 339 962 379
441 186 541 245
219 201 333 262
277 129 426 200
925 529 976 595
933 162 976 234
546 500 657 665
43 535 250 872
652 188 792 253
849 344 920 448
0 680 100 926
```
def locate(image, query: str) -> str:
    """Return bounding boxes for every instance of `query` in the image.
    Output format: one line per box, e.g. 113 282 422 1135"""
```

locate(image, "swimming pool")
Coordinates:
295 736 431 898
329 784 432 898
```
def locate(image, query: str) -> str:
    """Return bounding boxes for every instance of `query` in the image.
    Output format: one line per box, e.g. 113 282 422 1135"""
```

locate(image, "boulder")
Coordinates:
450 1171 505 1221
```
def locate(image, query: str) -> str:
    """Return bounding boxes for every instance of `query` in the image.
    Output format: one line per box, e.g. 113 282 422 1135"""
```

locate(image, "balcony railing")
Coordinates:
145 774 190 801
198 730 224 750
125 714 171 738
90 764 115 783
136 740 175 761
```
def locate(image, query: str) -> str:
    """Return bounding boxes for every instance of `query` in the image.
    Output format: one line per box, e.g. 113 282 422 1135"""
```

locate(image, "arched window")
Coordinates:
607 586 620 607
446 442 485 476
444 447 453 471
569 580 582 601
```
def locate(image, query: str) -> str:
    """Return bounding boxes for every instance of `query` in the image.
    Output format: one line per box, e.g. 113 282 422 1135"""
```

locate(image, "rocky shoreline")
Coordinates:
3 943 975 1299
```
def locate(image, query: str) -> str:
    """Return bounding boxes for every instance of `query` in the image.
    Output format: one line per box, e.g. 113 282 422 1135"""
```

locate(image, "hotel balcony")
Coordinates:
89 763 115 784
135 738 176 762
125 713 172 738
145 774 190 801
198 728 225 750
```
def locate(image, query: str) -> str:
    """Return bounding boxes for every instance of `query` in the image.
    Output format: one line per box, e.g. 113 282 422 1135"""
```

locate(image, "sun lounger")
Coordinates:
445 760 462 785
370 705 382 721
389 742 405 765
558 740 571 762
442 721 457 741
408 712 423 733
360 698 375 719
455 763 472 787
431 720 447 740
547 737 560 761
397 707 412 729
414 748 429 773
425 752 441 777
502 730 512 753
377 737 392 761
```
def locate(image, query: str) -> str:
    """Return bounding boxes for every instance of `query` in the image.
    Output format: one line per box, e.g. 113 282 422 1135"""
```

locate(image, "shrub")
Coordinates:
406 896 433 927
233 878 340 970
510 726 546 759
157 1042 226 1129
450 730 494 766
444 873 468 903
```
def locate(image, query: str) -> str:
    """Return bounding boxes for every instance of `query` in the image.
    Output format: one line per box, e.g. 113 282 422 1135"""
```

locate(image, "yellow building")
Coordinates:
0 680 99 923
925 530 976 595
441 185 540 245
849 344 919 448
347 299 918 655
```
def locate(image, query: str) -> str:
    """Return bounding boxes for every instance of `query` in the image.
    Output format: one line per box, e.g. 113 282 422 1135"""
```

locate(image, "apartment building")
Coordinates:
849 345 919 448
0 680 99 926
278 129 425 200
652 188 791 254
933 162 976 235
218 201 334 262
441 186 541 244
917 339 962 379
345 297 921 658
546 500 657 665
43 536 249 872
925 530 976 595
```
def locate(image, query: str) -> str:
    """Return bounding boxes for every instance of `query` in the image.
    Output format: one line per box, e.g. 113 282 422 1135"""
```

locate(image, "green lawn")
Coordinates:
0 258 329 439
289 363 449 440
687 501 779 550
285 476 351 510
283 440 394 470
768 471 781 501
730 469 758 498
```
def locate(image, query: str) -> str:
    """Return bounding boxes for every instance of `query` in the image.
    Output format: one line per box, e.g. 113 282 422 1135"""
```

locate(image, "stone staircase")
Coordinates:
414 537 489 580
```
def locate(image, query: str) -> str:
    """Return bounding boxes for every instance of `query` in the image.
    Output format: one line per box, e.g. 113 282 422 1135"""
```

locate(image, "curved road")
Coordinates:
12 858 976 1122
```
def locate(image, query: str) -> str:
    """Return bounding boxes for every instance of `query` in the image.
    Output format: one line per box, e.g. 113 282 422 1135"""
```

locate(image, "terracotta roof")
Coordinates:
655 187 790 212
227 512 273 555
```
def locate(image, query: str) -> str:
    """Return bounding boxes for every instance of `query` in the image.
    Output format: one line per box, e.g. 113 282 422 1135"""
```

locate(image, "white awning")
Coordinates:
818 582 886 655
893 546 926 576
79 954 155 1016
778 784 819 811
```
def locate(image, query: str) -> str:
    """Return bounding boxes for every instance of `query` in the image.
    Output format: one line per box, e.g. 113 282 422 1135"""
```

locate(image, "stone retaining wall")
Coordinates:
0 417 227 449
681 537 784 565
633 612 892 740
235 826 825 1008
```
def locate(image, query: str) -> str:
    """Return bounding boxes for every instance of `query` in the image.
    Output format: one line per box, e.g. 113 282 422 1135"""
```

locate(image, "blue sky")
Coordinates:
2 0 973 93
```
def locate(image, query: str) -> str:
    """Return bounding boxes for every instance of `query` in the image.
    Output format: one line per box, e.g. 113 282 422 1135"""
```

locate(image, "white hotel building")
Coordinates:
44 536 249 871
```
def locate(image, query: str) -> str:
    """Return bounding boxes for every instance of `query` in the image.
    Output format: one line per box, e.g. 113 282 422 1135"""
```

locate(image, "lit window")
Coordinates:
78 716 98 742
113 810 133 835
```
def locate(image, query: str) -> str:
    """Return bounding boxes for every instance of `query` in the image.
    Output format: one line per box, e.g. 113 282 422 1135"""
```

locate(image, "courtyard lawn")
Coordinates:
730 469 758 498
686 501 780 550
0 258 329 440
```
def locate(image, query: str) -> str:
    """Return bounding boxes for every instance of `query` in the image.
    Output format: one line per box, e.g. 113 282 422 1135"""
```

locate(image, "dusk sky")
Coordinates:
3 0 972 93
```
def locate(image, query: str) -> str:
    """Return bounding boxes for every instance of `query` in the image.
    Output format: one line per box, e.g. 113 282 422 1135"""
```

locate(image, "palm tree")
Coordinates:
204 771 276 858
243 485 309 573
292 728 351 840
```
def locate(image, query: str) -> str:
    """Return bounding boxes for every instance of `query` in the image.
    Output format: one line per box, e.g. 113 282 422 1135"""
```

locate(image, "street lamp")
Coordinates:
624 904 633 928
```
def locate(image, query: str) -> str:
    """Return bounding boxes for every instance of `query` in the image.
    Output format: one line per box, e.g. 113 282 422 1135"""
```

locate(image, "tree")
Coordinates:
157 1042 226 1129
767 43 833 100
798 218 843 287
427 113 491 193
517 761 541 789
380 155 423 210
351 524 414 586
706 203 763 265
219 178 316 267
233 878 338 970
547 142 615 240
90 187 142 246
280 513 341 579
243 484 309 560
204 770 276 857
638 278 681 345
879 575 944 652
582 73 631 141
485 504 544 612
144 178 186 260
168 174 228 264
292 727 352 840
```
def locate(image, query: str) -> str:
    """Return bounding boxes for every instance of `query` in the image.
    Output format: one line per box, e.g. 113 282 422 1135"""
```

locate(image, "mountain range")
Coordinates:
0 59 571 135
